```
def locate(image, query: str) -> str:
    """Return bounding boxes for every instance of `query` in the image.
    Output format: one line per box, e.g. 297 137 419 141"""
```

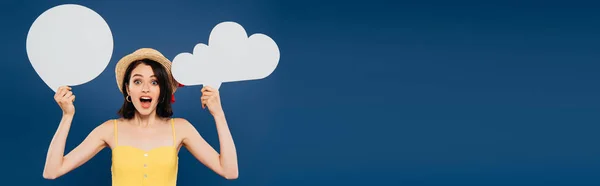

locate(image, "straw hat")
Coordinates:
115 48 179 94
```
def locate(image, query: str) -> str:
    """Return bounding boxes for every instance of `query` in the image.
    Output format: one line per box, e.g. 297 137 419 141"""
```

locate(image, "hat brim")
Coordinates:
115 48 178 94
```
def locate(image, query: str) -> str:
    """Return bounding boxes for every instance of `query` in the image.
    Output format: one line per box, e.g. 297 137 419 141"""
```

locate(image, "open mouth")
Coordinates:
140 96 153 108
140 96 153 103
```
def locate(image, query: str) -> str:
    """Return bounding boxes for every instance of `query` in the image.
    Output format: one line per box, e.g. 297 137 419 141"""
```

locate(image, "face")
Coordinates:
126 64 161 116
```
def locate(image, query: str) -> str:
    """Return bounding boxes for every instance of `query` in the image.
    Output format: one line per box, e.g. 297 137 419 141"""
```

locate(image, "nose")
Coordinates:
142 83 150 93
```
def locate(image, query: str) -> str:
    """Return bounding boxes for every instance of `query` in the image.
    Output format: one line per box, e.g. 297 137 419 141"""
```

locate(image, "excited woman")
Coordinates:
42 48 238 186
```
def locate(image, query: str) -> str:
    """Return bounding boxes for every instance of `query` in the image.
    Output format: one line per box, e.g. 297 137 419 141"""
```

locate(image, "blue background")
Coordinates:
1 0 599 185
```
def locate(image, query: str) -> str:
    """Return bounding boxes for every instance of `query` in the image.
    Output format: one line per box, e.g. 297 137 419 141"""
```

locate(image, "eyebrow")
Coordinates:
132 74 156 78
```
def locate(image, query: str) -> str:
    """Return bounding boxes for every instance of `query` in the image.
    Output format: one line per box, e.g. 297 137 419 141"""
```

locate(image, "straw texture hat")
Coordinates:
115 48 179 94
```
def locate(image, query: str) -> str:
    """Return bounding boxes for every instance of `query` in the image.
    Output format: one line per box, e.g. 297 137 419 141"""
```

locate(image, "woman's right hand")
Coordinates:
54 86 75 116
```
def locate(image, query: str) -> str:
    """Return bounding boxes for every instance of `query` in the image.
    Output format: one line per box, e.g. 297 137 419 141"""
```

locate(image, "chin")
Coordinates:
137 110 154 116
134 105 157 116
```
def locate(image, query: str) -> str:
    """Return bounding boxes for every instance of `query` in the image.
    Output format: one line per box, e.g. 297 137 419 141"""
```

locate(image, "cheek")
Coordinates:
152 86 161 97
128 85 140 93
127 89 138 97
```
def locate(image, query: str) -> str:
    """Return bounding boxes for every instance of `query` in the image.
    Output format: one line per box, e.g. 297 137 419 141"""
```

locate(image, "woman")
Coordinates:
42 48 238 185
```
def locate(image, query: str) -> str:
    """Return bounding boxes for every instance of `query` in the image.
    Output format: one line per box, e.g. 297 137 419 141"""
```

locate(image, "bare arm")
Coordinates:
181 115 238 180
42 117 109 179
42 86 109 179
182 85 238 179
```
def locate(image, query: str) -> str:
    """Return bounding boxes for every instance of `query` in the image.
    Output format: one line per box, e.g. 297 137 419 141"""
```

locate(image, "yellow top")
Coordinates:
111 119 179 186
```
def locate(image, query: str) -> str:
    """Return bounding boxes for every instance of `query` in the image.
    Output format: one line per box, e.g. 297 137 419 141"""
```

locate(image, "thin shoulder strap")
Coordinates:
113 119 118 145
171 118 176 146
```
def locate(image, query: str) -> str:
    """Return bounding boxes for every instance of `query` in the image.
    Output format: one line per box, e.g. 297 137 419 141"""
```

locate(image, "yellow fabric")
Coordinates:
111 119 179 186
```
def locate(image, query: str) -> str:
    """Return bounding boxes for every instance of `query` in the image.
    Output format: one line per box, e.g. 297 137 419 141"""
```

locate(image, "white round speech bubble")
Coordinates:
26 4 113 92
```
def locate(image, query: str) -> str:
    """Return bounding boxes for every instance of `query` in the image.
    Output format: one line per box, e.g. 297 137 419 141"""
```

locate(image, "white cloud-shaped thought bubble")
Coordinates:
171 21 280 89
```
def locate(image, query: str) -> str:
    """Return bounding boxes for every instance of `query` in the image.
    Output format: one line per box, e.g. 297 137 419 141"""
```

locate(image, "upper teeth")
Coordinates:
141 97 151 100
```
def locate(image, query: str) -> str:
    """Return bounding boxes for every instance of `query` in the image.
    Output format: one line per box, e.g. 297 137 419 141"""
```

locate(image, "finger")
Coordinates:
58 86 71 92
55 86 65 99
60 87 71 98
204 86 216 92
56 89 68 102
63 91 73 101
201 88 211 94
61 94 71 102
68 95 76 102
64 90 73 97
203 85 218 93
202 92 213 96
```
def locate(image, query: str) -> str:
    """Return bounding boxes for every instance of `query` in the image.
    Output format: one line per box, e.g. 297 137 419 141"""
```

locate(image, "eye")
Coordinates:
151 80 158 85
134 80 141 84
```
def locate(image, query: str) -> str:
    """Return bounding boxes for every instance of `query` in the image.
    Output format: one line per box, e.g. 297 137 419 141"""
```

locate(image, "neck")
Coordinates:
132 111 160 128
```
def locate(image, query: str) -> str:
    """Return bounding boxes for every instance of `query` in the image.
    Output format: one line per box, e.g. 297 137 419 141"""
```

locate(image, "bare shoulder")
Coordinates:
172 118 199 137
172 118 195 129
96 119 116 129
89 119 117 140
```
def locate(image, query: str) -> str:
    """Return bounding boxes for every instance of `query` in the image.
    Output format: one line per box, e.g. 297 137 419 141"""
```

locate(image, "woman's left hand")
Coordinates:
201 86 224 116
